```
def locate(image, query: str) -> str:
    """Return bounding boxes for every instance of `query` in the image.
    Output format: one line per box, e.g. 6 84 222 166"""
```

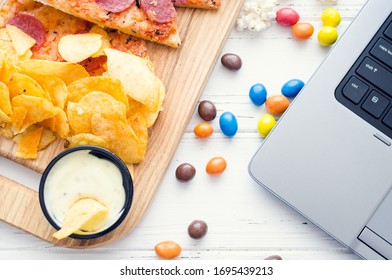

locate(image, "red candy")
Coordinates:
276 7 300 27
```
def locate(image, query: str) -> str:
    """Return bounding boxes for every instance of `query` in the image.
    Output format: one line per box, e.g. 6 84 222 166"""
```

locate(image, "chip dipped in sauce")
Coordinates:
39 146 133 239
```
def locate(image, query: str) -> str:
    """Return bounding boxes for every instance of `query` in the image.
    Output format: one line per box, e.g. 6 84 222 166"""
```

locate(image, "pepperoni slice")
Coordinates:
7 13 45 51
79 56 107 72
96 0 135 13
140 0 176 24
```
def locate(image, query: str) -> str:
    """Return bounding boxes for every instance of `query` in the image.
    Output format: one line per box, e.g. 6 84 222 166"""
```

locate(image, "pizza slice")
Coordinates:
172 0 221 10
35 0 181 48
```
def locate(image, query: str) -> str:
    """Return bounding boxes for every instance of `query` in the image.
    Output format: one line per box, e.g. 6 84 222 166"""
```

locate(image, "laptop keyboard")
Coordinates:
335 12 392 138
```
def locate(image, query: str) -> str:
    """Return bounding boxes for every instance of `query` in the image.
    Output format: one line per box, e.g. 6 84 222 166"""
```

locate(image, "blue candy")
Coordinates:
219 112 238 137
281 79 305 97
249 83 267 106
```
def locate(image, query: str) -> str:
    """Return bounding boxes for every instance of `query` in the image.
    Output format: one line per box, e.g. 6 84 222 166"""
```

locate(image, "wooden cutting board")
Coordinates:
0 1 245 248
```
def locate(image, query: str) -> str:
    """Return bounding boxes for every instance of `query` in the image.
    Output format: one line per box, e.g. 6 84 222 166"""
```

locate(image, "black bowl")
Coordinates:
39 145 133 240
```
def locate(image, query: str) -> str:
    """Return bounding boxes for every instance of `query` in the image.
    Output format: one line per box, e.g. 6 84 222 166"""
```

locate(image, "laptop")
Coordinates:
249 0 392 260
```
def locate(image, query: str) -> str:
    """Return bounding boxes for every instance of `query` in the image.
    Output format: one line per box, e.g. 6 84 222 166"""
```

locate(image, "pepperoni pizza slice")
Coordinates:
36 0 181 48
172 0 221 10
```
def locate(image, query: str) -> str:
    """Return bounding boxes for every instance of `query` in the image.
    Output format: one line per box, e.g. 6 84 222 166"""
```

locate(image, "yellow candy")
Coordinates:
318 26 338 47
257 114 276 138
321 8 341 27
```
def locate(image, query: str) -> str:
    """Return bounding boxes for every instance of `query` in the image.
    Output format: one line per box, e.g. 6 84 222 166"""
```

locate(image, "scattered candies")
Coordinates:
206 156 227 176
264 255 283 260
281 79 305 98
291 22 314 40
265 95 290 115
219 111 238 137
194 122 214 139
318 26 338 46
175 163 196 182
198 100 217 121
276 7 300 27
221 53 242 71
188 220 208 239
321 7 341 27
249 83 267 106
154 241 182 259
257 114 276 138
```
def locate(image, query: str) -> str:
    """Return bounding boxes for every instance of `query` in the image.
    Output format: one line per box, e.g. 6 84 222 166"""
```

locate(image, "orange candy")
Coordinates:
154 241 182 259
194 122 214 138
292 22 314 40
206 156 227 175
265 95 290 115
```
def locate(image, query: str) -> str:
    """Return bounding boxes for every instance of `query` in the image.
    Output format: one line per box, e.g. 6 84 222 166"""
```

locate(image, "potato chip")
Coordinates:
0 108 10 123
5 24 36 57
67 76 129 111
0 54 18 83
128 111 148 161
19 49 33 61
67 133 107 148
0 126 13 139
58 33 103 63
18 59 89 85
38 128 57 151
33 75 68 109
0 30 17 63
89 26 111 58
104 48 160 111
7 73 49 100
10 106 27 131
13 125 43 159
41 107 69 138
0 81 12 115
52 198 108 240
11 95 56 131
66 101 93 135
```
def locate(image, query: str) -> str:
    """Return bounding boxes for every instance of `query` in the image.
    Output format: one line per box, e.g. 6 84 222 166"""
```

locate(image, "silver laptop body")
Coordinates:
249 0 392 260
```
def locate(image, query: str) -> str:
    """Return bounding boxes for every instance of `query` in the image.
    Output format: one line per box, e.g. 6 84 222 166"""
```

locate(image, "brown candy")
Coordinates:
187 220 208 239
175 163 196 182
264 255 283 260
221 53 242 71
198 100 217 121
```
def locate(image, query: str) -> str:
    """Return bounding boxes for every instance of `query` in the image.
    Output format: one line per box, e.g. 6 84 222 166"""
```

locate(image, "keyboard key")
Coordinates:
384 22 392 40
362 91 390 118
370 38 392 68
342 76 369 104
356 57 392 97
383 109 392 129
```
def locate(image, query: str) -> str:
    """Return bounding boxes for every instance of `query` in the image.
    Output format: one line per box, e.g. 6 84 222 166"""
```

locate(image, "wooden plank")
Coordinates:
0 1 245 247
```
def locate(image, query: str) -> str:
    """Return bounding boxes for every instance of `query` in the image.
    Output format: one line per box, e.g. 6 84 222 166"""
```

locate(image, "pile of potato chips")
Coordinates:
0 24 164 164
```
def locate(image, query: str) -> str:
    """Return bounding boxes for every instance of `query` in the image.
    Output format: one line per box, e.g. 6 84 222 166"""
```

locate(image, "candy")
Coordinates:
154 241 182 259
291 22 314 40
281 79 305 98
194 122 214 138
321 7 341 27
276 7 300 27
206 156 227 175
219 111 238 137
188 220 208 239
264 255 283 260
175 163 196 182
249 83 267 106
198 100 217 121
257 114 276 138
221 53 242 71
318 26 338 46
265 95 290 115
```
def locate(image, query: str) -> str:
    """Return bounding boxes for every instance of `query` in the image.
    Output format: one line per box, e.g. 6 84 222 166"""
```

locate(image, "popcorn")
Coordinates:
236 0 277 32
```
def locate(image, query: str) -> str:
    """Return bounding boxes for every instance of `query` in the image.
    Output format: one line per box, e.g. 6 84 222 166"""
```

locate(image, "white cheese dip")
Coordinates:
43 149 126 234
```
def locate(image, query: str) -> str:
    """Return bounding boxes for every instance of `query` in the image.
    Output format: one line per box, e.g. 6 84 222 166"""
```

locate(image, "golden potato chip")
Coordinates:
33 75 68 109
67 133 107 148
66 101 93 135
19 49 33 61
7 73 49 100
5 24 36 57
89 26 111 58
58 33 103 63
0 54 18 83
52 198 108 240
13 125 43 159
92 112 140 164
19 59 89 85
11 95 56 131
10 106 27 131
0 81 12 115
41 107 69 138
104 48 160 111
0 30 17 63
38 128 57 151
67 76 129 111
0 126 13 139
128 111 148 161
0 108 10 123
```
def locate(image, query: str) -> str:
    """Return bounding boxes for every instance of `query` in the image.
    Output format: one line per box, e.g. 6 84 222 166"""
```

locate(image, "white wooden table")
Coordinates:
0 0 366 260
